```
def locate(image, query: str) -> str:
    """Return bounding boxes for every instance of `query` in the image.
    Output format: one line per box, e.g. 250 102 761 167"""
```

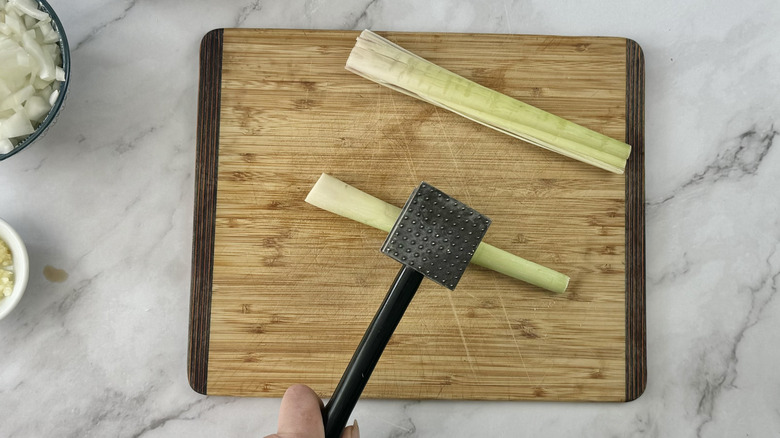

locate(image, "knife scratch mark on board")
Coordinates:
388 93 418 182
309 244 324 265
464 291 503 323
366 92 382 171
434 107 473 205
536 356 554 390
446 289 478 379
500 295 532 384
375 87 382 129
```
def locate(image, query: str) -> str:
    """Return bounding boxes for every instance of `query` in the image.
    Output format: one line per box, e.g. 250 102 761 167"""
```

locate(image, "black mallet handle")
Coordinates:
322 265 423 438
321 182 490 438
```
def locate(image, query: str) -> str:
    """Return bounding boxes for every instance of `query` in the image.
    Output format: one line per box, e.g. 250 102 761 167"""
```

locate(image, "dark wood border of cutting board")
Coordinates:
187 30 648 399
188 28 223 395
624 39 647 402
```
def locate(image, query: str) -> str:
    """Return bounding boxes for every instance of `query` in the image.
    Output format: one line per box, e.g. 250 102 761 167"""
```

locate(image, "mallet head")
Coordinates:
381 182 491 290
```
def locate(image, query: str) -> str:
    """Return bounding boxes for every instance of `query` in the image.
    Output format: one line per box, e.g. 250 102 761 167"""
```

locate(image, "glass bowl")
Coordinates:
0 0 71 161
0 217 28 321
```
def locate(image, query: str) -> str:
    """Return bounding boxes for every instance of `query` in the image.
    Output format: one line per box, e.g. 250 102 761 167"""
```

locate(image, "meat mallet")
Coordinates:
321 181 492 438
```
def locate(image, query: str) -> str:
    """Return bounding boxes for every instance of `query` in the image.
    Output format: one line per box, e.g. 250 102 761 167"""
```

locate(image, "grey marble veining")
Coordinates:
1 0 779 437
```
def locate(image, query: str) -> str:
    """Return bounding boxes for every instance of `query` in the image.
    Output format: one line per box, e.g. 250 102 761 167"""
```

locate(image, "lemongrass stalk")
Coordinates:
345 30 631 174
305 174 570 293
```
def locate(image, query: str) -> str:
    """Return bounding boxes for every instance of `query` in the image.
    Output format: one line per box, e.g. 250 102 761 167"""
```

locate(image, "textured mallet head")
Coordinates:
381 182 491 290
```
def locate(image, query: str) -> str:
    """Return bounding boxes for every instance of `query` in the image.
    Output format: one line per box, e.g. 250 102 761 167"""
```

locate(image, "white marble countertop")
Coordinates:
2 0 779 437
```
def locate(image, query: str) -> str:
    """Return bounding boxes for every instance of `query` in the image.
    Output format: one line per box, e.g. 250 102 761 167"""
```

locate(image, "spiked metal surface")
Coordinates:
381 182 491 290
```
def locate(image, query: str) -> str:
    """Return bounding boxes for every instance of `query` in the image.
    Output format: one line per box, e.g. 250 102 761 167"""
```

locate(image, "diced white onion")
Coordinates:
47 87 58 106
0 138 12 154
0 0 63 153
9 0 49 22
23 94 47 120
0 109 35 138
0 237 13 299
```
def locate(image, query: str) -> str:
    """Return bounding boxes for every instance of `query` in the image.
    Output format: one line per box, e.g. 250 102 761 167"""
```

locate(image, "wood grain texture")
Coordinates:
190 29 646 401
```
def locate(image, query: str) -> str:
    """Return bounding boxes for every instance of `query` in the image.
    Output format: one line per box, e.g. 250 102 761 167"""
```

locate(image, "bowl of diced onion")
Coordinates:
0 0 69 160
0 217 28 321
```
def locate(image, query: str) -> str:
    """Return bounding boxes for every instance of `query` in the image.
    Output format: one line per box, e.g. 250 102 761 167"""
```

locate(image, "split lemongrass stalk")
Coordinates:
345 30 632 174
305 174 570 293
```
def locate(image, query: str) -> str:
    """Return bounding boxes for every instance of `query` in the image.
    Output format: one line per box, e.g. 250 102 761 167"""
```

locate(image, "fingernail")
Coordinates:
353 420 360 438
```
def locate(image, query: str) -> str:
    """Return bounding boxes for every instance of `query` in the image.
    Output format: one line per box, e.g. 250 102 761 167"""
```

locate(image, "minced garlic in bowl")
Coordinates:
0 237 13 299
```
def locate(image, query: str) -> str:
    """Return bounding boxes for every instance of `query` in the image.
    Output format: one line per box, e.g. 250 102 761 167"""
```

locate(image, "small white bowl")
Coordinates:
0 218 29 321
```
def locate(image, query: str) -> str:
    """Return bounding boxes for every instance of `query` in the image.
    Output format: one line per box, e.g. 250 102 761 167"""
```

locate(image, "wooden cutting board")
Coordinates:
189 29 645 402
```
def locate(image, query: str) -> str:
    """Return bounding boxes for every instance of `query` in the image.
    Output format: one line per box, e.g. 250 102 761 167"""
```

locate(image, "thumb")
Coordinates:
265 385 325 438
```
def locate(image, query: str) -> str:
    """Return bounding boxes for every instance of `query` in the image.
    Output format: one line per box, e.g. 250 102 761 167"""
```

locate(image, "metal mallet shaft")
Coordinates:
322 182 491 438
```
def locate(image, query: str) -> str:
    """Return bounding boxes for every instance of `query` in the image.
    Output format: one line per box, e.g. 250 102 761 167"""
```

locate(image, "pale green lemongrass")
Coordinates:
345 30 631 174
305 174 570 293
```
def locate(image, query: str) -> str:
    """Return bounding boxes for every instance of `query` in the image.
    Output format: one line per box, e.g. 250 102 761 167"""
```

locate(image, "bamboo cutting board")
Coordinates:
190 29 645 402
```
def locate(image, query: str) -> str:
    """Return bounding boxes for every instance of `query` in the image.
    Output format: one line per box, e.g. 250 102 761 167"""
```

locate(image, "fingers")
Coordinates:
273 384 325 438
265 385 360 438
340 420 360 438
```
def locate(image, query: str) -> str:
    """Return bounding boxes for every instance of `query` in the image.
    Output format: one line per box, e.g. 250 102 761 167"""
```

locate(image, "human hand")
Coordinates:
264 384 360 438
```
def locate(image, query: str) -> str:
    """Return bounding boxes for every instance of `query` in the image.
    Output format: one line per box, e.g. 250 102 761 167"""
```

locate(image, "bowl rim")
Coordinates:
0 217 29 321
0 0 71 162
